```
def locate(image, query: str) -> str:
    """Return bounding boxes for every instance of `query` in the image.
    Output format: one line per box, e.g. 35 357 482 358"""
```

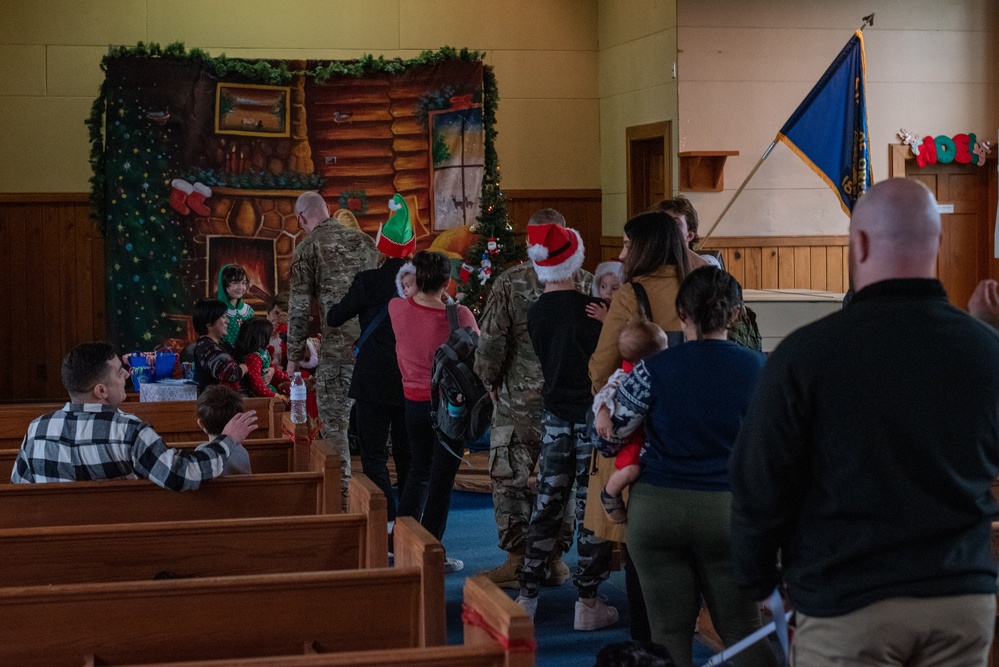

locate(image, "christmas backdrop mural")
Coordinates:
90 44 522 353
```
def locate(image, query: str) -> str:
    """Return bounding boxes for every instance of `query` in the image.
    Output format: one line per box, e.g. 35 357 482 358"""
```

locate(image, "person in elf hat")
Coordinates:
216 264 256 348
325 193 414 524
515 221 619 632
288 191 378 509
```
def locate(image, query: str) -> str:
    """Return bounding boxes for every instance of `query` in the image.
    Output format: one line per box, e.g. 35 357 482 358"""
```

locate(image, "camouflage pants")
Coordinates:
489 396 574 554
315 357 354 505
517 410 612 599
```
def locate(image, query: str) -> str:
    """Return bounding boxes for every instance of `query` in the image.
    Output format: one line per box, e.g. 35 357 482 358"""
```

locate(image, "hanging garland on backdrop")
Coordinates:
87 43 519 350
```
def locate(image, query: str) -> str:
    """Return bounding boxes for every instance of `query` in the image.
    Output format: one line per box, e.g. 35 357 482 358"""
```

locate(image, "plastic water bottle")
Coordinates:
289 372 307 424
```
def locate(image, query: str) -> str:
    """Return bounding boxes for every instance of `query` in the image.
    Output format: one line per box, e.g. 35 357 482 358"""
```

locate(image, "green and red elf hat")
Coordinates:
376 194 416 258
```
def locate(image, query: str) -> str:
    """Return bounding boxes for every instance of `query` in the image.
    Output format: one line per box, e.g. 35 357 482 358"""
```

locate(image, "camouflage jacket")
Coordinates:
287 219 378 364
474 262 593 395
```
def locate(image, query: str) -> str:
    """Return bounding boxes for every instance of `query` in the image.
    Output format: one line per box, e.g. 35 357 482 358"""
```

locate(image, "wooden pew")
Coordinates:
108 577 534 667
0 466 342 529
0 396 282 448
0 470 389 583
0 444 387 583
0 438 296 482
0 517 445 667
0 514 372 586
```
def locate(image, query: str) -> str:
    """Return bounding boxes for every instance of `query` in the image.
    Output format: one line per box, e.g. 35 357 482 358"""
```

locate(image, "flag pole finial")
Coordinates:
860 12 876 31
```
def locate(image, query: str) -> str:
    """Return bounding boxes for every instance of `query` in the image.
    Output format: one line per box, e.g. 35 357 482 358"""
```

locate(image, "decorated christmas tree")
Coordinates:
98 79 191 351
456 66 525 314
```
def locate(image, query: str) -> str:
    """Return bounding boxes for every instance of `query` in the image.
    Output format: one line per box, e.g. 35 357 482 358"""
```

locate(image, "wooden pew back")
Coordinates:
0 438 296 483
0 514 372 587
0 397 280 448
0 471 335 529
0 569 422 667
0 518 440 667
101 577 532 667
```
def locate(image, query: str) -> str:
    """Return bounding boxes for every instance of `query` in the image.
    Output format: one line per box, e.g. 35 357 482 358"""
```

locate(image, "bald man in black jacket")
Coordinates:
731 178 999 666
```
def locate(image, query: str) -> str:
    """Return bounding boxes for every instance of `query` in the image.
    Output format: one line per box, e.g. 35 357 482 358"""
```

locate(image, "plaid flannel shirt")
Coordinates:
12 403 233 491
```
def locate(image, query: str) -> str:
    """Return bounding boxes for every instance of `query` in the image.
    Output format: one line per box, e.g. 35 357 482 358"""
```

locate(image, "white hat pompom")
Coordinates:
527 244 549 262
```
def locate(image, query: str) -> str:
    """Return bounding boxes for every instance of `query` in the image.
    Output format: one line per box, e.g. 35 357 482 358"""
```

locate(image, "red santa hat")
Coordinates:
527 223 585 283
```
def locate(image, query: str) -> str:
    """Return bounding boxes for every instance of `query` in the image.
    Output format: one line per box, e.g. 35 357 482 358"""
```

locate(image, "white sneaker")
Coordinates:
444 556 464 574
574 597 619 631
515 595 538 621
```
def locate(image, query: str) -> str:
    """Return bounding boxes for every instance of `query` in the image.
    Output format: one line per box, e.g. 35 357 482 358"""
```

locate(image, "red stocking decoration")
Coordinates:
186 182 212 217
169 179 193 215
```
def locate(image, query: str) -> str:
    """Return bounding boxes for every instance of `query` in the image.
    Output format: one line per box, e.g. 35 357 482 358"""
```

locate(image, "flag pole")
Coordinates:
696 11 876 249
696 142 775 247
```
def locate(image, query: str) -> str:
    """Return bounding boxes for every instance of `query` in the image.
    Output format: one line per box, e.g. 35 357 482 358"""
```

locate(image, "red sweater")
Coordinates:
388 297 478 401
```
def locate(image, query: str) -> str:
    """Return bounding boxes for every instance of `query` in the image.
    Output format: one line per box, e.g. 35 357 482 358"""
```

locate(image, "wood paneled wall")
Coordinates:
600 235 850 292
505 190 602 272
0 195 105 401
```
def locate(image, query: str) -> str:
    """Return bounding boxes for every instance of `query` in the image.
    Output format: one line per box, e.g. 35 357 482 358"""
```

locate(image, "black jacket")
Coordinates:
730 279 999 616
327 258 405 405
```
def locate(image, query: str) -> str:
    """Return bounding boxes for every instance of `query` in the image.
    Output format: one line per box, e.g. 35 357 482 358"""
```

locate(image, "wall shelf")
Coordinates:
678 151 739 192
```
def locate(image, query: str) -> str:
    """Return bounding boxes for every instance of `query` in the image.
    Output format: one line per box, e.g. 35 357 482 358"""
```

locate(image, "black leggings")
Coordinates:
353 400 409 521
396 400 463 541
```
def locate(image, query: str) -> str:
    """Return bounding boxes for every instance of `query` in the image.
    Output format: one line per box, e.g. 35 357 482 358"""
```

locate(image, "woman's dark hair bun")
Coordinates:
675 266 743 339
412 250 451 293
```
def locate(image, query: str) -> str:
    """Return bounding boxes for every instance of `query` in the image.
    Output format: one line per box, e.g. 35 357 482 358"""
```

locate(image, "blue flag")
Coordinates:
776 30 872 215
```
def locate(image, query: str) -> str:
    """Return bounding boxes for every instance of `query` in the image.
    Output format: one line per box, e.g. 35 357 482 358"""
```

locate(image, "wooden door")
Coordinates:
626 122 672 219
888 145 999 309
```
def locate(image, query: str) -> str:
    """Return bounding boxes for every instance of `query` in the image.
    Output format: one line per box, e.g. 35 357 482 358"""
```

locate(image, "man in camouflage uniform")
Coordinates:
474 208 593 589
287 192 378 505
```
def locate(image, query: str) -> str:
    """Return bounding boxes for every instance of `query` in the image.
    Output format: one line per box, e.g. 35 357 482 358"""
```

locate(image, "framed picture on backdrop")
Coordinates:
215 82 291 137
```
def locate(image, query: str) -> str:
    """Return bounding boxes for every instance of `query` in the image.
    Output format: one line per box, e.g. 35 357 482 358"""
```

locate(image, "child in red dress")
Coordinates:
232 317 290 398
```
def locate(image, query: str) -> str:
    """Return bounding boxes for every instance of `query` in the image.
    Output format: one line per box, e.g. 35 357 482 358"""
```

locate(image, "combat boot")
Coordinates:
545 551 571 586
479 551 523 590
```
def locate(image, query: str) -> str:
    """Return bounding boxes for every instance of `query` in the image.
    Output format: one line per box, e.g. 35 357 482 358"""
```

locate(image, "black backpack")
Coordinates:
430 304 494 453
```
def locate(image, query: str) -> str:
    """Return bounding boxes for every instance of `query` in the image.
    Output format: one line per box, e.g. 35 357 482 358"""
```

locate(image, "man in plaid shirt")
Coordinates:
12 342 258 491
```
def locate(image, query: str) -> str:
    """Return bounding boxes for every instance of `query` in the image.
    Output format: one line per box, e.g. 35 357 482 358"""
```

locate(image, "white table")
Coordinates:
743 289 845 353
139 381 198 402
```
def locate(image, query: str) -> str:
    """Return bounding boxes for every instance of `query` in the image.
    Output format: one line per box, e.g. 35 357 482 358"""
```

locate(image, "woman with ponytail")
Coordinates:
604 266 775 667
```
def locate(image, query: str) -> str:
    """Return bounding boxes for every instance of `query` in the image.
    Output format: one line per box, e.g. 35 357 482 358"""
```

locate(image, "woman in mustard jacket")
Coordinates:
585 210 691 641
589 211 692 393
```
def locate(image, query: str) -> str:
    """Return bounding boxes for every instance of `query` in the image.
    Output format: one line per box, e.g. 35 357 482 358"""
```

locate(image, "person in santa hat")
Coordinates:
515 222 619 632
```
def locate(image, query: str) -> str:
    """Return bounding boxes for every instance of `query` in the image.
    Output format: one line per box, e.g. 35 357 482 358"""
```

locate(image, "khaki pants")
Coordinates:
793 594 995 667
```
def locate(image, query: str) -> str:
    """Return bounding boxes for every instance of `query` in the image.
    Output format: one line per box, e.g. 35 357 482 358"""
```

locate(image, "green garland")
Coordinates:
88 42 491 232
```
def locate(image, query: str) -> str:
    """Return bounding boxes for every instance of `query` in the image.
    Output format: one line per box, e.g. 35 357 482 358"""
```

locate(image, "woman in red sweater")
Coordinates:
389 251 477 573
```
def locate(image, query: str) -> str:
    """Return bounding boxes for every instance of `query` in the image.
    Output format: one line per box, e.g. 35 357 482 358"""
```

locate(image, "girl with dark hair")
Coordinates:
193 298 246 395
233 317 290 398
388 250 477 573
603 267 775 667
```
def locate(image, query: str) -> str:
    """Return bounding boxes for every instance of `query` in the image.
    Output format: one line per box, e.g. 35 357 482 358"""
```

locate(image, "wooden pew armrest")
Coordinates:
462 576 535 666
393 517 445 647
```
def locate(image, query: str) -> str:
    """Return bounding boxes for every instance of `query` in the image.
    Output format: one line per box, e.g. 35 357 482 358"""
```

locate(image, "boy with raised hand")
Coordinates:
196 385 253 476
